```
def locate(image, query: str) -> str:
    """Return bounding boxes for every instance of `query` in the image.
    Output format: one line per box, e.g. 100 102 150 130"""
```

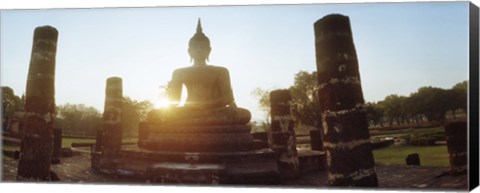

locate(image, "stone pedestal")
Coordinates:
445 121 467 175
17 26 58 181
314 14 378 187
269 89 299 180
148 162 226 184
138 124 254 152
252 132 269 149
252 132 268 141
310 129 324 151
131 108 281 184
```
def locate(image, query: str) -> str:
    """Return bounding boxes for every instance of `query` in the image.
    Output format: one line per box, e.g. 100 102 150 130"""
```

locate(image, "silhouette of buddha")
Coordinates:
148 19 251 126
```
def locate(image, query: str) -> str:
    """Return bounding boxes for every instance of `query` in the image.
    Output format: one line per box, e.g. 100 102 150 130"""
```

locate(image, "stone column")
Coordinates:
17 26 58 181
138 121 149 141
314 14 378 187
51 127 62 164
445 121 467 175
310 130 324 151
102 77 123 157
95 128 103 152
269 89 299 179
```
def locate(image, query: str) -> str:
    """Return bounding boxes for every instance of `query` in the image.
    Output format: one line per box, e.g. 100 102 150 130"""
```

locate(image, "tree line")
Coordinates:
366 80 467 127
251 71 467 129
56 98 153 137
2 86 153 138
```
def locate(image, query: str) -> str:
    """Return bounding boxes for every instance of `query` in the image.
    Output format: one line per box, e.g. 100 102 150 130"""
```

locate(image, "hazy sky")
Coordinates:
0 2 470 121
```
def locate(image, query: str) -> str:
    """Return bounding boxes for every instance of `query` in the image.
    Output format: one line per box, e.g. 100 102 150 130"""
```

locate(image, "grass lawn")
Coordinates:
296 126 450 167
369 126 444 137
2 145 19 151
61 137 95 147
2 137 139 151
2 144 20 160
62 137 137 147
373 144 449 167
370 126 449 167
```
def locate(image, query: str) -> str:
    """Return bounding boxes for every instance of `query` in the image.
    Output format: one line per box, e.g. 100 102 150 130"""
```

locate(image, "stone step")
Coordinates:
298 149 326 173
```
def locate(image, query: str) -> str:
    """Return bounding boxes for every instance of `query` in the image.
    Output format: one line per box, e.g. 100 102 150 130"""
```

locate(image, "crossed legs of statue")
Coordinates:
147 106 251 126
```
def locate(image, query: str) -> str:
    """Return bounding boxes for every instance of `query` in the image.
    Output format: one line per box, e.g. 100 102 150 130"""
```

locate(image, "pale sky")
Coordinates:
0 1 471 121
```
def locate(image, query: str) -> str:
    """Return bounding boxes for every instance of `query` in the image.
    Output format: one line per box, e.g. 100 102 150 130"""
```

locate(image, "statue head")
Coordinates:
188 19 211 63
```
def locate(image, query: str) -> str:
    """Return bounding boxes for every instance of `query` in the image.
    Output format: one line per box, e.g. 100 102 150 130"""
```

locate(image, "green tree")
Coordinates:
251 71 320 128
365 102 384 127
122 97 154 138
379 94 408 126
404 93 424 124
251 87 271 123
2 87 22 130
408 86 450 123
288 71 320 127
55 104 102 136
449 80 467 118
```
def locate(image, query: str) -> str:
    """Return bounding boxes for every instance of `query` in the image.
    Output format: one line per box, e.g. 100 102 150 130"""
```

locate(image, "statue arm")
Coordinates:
167 70 183 106
218 68 236 107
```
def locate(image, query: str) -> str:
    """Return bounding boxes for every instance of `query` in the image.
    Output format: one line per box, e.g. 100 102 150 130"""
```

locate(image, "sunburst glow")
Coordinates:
154 97 172 109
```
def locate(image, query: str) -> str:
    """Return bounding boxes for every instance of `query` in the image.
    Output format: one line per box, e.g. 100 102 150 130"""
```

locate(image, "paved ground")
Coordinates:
1 149 468 191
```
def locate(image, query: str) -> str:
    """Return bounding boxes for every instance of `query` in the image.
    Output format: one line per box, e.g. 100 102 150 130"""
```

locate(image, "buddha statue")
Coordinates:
147 19 251 126
139 19 255 152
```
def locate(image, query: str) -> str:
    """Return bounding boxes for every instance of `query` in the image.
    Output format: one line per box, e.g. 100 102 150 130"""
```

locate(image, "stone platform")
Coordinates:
91 145 284 184
2 148 468 190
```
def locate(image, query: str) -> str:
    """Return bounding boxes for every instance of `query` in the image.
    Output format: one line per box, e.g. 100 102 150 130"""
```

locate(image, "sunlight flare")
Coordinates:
154 97 172 109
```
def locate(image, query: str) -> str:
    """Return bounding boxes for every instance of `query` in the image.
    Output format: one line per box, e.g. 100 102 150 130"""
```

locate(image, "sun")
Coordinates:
154 97 172 109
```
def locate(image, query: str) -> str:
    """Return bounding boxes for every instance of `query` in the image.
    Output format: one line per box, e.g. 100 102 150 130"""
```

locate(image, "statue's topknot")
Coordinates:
196 18 203 34
189 18 210 48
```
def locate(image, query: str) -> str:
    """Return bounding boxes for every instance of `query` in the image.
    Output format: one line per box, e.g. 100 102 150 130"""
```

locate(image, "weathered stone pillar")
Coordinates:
314 14 378 187
51 127 62 164
138 121 149 141
269 89 299 179
17 26 58 181
95 128 103 152
102 77 123 157
445 121 467 175
310 130 324 151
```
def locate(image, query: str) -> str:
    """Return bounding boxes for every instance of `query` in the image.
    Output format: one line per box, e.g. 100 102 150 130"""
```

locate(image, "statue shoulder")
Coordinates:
171 67 190 81
210 65 230 74
172 66 192 75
